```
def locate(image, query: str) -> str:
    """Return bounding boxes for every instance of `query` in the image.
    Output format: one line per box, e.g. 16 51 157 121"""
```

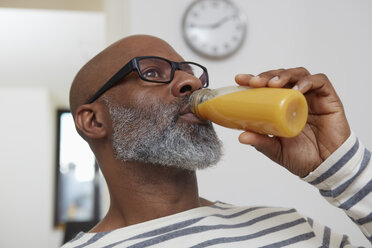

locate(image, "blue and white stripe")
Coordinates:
62 133 371 247
304 134 372 245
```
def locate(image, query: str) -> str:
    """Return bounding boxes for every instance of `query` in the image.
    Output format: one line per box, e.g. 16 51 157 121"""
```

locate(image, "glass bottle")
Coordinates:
190 86 308 137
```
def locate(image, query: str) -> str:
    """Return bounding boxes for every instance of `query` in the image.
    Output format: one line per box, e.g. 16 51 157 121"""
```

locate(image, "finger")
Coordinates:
294 73 336 96
266 67 310 88
257 69 285 81
235 70 284 88
293 74 344 116
238 131 281 161
235 74 277 88
235 74 254 86
251 69 285 87
236 67 311 89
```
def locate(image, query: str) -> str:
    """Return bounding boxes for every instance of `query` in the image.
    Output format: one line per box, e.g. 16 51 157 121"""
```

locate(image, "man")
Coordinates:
63 35 371 247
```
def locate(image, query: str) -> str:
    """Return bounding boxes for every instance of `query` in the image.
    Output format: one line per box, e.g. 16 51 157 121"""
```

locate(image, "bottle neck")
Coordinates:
189 86 251 117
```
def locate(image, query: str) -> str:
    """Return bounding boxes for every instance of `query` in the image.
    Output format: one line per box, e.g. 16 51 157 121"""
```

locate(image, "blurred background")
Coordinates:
0 0 371 247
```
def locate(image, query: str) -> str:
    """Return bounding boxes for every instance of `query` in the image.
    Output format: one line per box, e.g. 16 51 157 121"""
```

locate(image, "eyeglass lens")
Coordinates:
179 63 207 87
137 57 207 86
138 58 172 82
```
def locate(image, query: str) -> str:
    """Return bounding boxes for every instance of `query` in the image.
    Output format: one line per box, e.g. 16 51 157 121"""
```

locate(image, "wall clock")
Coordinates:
182 0 247 59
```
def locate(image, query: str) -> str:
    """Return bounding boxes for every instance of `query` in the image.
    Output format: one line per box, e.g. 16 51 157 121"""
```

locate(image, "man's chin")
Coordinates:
157 159 219 172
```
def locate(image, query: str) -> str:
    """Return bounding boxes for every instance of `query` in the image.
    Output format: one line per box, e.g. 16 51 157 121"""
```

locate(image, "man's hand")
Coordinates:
235 67 351 177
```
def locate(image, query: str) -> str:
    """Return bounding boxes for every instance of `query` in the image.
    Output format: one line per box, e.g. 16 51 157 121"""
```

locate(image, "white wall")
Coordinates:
0 88 59 247
0 8 105 247
128 0 372 246
0 8 105 108
1 1 371 247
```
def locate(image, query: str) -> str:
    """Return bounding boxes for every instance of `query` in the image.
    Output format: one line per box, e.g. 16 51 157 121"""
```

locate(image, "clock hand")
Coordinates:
191 13 238 29
211 13 240 29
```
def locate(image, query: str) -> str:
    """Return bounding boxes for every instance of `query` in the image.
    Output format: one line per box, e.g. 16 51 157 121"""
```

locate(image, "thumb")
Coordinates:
239 131 281 162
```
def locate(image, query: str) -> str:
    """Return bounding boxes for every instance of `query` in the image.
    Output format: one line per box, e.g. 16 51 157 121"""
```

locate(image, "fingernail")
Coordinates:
292 85 299 91
251 76 260 80
269 76 280 84
271 76 279 81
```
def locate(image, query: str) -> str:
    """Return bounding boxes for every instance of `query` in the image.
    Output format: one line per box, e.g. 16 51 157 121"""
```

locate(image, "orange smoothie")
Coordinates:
194 88 308 137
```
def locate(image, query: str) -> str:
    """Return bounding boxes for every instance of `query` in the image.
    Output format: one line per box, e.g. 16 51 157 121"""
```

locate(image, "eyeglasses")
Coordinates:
87 56 209 104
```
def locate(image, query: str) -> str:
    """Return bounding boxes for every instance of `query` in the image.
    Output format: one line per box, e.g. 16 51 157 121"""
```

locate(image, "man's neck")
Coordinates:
91 162 203 233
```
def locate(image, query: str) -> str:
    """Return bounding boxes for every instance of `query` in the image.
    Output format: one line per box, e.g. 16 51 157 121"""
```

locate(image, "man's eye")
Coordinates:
142 68 161 79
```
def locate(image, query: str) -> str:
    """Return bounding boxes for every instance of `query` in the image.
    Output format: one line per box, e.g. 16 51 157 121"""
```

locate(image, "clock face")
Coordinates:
182 0 247 59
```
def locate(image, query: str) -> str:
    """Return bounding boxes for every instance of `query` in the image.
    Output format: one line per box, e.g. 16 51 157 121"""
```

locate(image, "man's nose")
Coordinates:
171 71 202 97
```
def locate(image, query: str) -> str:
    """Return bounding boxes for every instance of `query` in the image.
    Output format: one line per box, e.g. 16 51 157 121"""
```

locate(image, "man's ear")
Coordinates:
74 103 109 139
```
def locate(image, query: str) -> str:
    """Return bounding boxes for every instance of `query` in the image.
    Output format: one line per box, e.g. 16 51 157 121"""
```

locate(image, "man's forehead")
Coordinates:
70 35 182 115
110 36 184 63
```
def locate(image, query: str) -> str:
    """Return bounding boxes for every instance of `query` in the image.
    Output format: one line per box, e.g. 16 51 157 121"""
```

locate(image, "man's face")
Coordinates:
105 91 223 171
90 36 223 170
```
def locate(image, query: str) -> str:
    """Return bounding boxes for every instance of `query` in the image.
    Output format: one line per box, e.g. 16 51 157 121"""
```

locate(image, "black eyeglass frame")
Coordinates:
86 56 209 104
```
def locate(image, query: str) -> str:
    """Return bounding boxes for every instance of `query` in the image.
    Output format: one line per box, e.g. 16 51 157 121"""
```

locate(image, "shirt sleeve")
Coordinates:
302 132 372 244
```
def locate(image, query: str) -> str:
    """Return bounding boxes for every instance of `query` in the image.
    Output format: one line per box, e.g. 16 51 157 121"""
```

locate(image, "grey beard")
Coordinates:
104 96 223 171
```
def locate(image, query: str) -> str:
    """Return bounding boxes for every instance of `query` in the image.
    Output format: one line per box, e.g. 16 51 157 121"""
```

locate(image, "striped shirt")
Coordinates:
62 133 372 247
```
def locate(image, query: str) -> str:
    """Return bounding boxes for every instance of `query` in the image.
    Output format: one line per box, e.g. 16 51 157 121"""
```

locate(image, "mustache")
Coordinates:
107 94 191 124
152 95 192 125
171 95 190 112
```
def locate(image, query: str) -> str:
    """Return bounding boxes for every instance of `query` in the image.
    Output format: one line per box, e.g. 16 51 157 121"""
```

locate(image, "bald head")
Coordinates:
69 35 181 116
